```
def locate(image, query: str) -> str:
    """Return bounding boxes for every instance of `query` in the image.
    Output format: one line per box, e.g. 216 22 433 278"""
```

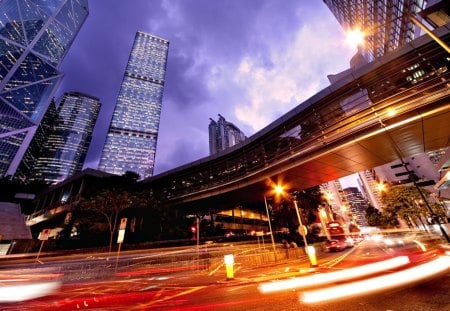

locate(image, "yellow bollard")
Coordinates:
224 254 234 280
306 245 318 267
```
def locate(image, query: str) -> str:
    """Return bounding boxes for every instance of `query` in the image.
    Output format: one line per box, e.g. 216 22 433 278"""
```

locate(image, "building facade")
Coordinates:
14 99 60 181
209 114 247 155
321 181 353 225
0 0 89 178
21 92 100 184
98 32 169 179
343 187 369 227
358 169 385 211
323 0 427 61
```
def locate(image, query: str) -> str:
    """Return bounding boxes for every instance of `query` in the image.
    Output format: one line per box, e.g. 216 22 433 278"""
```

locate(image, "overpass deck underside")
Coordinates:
143 24 450 210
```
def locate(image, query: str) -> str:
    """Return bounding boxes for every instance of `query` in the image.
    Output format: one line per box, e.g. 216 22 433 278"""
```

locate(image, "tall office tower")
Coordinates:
343 187 369 227
0 0 89 178
98 32 169 179
14 100 60 182
323 0 427 61
209 114 247 155
29 92 100 184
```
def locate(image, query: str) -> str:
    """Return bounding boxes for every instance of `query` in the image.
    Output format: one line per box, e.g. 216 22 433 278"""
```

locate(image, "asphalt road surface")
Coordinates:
1 239 449 310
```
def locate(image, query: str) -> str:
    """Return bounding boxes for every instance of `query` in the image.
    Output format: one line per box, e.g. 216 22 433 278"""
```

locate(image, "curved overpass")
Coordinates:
143 25 450 210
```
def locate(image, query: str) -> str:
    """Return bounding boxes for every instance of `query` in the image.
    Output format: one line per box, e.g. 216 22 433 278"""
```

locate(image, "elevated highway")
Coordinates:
143 24 450 210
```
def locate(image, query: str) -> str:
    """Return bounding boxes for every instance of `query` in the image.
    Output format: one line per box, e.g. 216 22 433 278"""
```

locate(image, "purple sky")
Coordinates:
56 0 357 177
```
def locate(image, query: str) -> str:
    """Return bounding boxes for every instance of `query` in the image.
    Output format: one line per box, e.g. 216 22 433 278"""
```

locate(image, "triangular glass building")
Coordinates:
0 0 89 178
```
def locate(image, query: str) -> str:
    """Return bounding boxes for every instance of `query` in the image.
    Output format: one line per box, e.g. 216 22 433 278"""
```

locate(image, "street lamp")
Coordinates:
376 181 387 193
263 195 277 260
292 196 309 248
272 184 308 247
272 183 318 267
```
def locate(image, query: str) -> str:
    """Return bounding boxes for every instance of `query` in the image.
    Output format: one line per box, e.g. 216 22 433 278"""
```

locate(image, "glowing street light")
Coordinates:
271 182 318 267
271 183 308 247
376 181 387 193
345 28 365 49
274 184 284 196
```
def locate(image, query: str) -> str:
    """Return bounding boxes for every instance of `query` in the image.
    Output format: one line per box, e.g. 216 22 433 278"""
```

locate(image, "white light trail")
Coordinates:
300 256 450 303
259 256 410 293
0 281 61 302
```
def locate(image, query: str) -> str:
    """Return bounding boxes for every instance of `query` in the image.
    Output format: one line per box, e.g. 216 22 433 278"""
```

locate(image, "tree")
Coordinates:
380 185 441 229
365 204 384 227
293 186 324 214
78 189 137 253
271 186 325 244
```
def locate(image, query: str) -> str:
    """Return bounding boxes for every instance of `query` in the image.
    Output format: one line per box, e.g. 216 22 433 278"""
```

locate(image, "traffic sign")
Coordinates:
39 229 51 241
117 218 127 243
119 217 127 230
298 225 308 236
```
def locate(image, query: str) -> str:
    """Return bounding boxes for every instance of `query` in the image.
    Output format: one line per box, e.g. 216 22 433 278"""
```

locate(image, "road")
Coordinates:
1 239 449 310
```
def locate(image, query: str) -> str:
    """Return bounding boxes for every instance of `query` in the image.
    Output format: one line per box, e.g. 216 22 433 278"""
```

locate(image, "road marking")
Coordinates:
128 286 206 309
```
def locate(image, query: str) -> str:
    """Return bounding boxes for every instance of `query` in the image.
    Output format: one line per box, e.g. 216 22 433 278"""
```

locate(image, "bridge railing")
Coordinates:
143 26 450 205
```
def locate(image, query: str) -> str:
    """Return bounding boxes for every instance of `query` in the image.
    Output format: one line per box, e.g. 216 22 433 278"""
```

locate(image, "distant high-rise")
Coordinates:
358 169 385 211
209 114 247 155
98 32 169 179
343 187 369 227
320 181 352 224
323 0 427 61
32 92 100 184
0 0 89 178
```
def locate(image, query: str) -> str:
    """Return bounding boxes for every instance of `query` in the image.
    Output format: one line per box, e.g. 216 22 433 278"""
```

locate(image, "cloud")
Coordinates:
57 1 356 176
153 1 356 174
207 16 355 134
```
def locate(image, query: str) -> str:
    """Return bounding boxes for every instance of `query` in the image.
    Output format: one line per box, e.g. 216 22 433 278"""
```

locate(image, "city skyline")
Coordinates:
56 0 356 176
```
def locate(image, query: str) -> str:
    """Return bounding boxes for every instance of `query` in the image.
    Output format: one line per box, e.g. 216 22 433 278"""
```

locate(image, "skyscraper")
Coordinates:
0 0 89 178
15 99 60 182
209 114 247 155
98 32 169 179
23 92 100 184
323 0 427 61
343 187 369 227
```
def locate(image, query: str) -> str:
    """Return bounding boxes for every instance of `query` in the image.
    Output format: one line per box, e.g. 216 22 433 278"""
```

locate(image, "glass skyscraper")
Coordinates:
98 31 169 179
0 0 89 178
22 92 100 184
15 99 59 182
323 0 427 61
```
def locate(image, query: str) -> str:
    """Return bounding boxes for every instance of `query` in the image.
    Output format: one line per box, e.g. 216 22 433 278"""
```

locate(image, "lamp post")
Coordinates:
272 184 318 267
292 197 308 248
273 185 309 247
264 195 277 260
292 193 318 267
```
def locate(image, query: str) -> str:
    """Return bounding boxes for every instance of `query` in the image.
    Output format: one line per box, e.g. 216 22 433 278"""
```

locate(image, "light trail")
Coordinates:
0 281 61 302
300 256 450 303
259 256 410 293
